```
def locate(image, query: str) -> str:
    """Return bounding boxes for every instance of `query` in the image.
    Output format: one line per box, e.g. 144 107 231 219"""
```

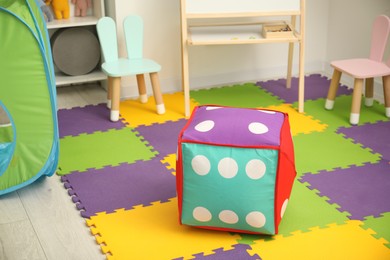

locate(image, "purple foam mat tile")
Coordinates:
256 74 352 103
300 160 390 220
337 120 390 160
58 103 126 138
182 244 260 260
135 119 188 156
61 157 176 218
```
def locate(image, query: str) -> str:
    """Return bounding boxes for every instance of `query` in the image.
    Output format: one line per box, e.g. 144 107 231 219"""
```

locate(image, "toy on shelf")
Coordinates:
36 0 54 22
45 0 69 19
71 0 91 17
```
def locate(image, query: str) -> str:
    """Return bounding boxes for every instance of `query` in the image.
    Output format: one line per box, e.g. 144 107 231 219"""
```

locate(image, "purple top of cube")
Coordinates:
182 106 285 147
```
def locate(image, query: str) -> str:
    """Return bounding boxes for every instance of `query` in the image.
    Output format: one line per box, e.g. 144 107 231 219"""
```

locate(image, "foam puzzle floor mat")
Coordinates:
57 74 390 259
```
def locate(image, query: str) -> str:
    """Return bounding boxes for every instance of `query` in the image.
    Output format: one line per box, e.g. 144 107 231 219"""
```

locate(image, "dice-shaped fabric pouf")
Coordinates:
176 105 296 235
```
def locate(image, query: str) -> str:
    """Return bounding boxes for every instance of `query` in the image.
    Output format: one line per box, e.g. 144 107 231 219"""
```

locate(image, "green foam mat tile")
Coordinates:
294 96 388 131
248 221 390 259
0 125 13 143
58 128 156 175
53 76 390 259
293 130 381 176
190 83 283 108
363 212 390 248
238 180 350 244
278 181 351 235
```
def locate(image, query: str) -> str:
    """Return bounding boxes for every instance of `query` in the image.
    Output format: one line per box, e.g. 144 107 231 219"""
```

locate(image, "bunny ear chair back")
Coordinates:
325 15 390 125
96 15 165 122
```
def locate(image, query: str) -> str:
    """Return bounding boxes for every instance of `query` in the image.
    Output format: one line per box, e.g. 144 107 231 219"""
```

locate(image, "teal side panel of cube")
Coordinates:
181 143 279 234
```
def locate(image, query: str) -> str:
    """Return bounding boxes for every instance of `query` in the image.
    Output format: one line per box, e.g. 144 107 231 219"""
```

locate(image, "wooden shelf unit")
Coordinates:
46 0 105 87
180 0 306 116
187 21 301 45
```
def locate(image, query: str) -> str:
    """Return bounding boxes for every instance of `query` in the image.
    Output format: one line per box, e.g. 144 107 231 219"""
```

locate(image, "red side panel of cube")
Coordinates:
274 113 296 234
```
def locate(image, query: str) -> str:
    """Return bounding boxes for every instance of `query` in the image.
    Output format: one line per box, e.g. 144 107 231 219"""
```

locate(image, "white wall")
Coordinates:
105 0 389 100
326 0 390 65
105 0 329 98
187 0 329 87
325 0 390 101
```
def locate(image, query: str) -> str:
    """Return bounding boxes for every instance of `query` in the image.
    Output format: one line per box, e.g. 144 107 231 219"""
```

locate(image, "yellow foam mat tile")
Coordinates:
161 153 176 176
265 104 327 135
248 221 390 260
86 198 240 259
120 92 198 127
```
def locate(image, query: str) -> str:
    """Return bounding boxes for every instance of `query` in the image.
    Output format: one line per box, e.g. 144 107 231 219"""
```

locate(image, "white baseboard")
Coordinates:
120 61 322 98
120 61 384 104
121 61 326 99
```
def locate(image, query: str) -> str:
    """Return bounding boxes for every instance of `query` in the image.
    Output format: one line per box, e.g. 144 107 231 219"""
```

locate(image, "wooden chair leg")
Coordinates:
286 43 295 89
325 69 342 110
365 77 374 106
149 72 165 115
110 76 121 122
107 77 113 109
350 78 364 125
297 39 305 113
286 16 296 89
383 75 390 117
181 36 190 117
136 74 148 103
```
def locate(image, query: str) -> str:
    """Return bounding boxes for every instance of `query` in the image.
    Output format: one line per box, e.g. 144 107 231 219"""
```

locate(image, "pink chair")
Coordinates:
325 15 390 125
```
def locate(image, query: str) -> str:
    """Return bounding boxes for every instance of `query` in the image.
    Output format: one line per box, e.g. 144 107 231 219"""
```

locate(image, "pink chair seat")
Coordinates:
331 59 390 79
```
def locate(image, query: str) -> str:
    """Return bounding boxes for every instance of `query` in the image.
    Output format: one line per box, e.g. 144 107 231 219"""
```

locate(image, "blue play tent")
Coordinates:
0 0 59 195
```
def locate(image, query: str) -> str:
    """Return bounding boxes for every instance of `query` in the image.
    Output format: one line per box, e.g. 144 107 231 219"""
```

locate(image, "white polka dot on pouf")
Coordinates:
194 120 215 132
191 155 211 176
193 206 212 222
219 210 239 224
218 157 238 178
177 105 296 235
246 159 266 180
246 211 267 228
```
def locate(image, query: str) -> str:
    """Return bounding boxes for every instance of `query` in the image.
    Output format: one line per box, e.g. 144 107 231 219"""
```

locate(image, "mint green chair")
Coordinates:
97 15 165 121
